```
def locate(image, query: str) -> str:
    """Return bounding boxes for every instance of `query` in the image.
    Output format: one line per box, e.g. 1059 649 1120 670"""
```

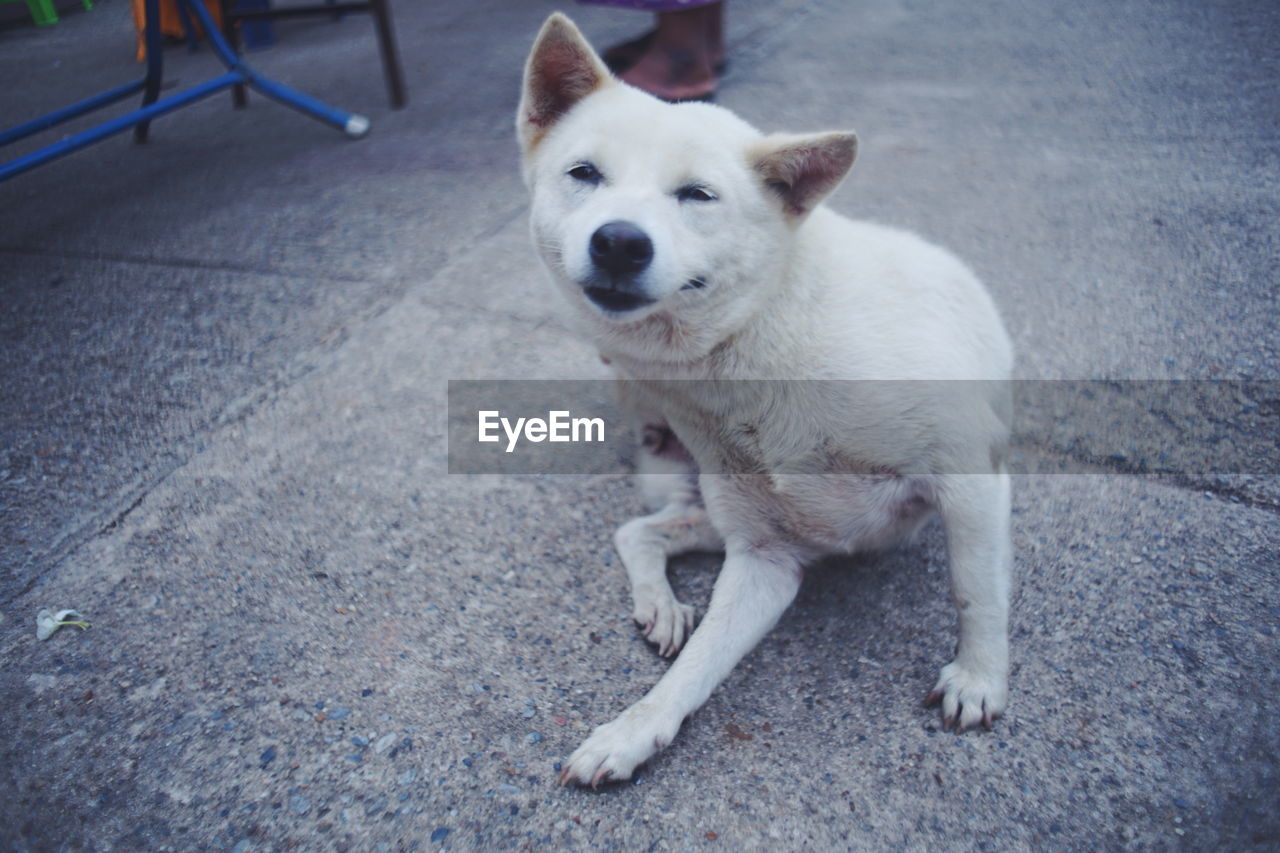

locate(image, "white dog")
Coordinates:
517 14 1014 787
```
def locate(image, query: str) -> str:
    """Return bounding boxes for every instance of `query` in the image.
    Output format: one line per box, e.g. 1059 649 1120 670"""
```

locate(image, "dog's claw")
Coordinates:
561 703 678 788
928 660 1008 734
633 597 695 657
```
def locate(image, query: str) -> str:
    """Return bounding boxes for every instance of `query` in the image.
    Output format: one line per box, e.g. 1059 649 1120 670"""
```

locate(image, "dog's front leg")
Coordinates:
927 471 1012 731
560 543 803 787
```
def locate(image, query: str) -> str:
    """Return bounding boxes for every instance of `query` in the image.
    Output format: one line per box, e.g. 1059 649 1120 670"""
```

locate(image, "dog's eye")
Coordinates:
677 184 717 203
568 163 603 184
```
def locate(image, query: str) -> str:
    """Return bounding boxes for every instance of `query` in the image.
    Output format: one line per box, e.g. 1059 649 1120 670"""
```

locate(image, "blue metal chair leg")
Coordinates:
0 0 369 183
173 0 200 52
0 80 145 148
182 0 370 137
0 73 244 182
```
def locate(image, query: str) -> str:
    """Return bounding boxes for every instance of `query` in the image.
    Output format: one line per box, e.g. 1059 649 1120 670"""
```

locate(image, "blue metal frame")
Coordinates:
0 0 369 183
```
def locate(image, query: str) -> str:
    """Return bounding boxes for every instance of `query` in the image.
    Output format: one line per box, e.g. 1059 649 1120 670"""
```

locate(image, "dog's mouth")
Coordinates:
579 276 707 315
583 286 657 314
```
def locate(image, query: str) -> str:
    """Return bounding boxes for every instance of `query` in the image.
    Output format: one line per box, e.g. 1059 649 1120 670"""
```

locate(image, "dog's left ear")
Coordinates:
749 132 859 221
518 13 614 155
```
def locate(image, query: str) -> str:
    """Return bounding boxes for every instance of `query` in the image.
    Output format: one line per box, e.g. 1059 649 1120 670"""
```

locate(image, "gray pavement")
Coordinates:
1 0 1277 849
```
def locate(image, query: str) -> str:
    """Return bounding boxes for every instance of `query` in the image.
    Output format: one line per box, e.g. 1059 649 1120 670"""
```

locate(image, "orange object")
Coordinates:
129 0 225 61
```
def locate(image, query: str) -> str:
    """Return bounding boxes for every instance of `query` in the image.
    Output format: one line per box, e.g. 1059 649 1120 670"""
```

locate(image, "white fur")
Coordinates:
518 14 1015 787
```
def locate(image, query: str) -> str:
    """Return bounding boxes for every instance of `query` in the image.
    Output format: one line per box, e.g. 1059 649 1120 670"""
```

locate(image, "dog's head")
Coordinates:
517 14 858 362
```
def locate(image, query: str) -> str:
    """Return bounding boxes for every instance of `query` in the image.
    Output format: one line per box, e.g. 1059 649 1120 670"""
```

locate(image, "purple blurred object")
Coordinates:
577 0 720 10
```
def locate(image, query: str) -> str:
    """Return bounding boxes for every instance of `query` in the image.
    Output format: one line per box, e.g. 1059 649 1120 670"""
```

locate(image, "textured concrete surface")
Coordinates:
2 0 1277 849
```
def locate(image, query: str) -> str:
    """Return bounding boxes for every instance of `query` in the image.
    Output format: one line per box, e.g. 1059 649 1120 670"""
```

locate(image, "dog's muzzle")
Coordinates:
584 220 656 313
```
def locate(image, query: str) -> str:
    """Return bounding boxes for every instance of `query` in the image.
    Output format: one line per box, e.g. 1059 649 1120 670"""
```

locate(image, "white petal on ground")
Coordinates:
36 609 89 641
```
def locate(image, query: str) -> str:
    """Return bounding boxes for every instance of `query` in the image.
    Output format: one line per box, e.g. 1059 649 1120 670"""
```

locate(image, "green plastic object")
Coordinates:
2 0 93 26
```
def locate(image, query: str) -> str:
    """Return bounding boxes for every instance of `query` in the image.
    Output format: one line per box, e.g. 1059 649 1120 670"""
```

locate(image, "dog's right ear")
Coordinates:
518 14 614 155
749 131 859 222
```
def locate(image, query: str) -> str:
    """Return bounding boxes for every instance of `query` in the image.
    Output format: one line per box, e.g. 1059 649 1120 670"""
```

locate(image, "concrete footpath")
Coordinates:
1 0 1277 848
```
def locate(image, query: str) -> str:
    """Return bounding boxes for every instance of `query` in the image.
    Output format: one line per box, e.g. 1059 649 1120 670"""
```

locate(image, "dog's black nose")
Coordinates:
589 221 653 276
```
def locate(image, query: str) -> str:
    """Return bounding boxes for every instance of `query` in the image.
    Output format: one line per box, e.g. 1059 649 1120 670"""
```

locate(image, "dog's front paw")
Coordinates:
631 586 696 658
559 703 680 788
925 660 1007 732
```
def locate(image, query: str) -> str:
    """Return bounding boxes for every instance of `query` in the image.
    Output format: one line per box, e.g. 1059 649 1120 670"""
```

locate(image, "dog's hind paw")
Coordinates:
559 703 679 788
926 660 1007 733
632 590 696 658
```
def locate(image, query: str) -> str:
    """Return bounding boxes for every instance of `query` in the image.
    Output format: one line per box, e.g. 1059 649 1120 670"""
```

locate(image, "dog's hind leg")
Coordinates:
617 421 720 656
615 501 722 657
561 542 802 787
